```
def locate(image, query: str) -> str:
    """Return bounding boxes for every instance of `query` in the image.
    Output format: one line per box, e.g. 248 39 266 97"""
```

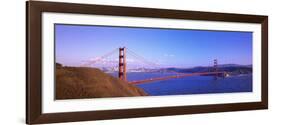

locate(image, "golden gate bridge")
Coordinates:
82 47 227 84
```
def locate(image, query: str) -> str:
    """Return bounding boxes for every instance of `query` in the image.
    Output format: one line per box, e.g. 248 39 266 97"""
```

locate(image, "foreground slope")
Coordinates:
56 63 148 99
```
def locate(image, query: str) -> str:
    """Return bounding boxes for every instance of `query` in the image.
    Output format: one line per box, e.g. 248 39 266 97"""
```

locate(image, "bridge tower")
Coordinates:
119 47 127 81
214 59 218 79
214 59 218 72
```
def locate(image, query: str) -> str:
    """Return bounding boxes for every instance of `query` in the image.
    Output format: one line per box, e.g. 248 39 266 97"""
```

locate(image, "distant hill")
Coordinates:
56 63 147 100
157 64 252 75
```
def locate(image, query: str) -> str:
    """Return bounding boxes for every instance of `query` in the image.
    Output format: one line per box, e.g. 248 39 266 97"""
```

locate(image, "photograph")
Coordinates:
26 1 268 124
55 24 253 100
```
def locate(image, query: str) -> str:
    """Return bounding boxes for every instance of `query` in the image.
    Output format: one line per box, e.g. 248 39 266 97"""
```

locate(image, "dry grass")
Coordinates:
55 63 148 100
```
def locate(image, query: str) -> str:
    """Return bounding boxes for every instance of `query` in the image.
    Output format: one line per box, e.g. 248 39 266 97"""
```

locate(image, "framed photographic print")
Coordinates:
26 1 268 124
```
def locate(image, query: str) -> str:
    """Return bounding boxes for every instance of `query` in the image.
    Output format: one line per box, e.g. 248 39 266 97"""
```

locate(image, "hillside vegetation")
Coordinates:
56 63 147 99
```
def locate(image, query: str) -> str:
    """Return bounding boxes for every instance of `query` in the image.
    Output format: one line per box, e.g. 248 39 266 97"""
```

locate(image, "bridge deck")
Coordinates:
128 72 225 84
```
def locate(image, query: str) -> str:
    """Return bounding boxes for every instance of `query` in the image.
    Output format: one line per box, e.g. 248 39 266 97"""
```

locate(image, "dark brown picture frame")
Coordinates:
26 1 268 124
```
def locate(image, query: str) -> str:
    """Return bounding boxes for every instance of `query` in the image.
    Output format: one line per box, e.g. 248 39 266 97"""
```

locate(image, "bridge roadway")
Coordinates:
128 72 226 84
